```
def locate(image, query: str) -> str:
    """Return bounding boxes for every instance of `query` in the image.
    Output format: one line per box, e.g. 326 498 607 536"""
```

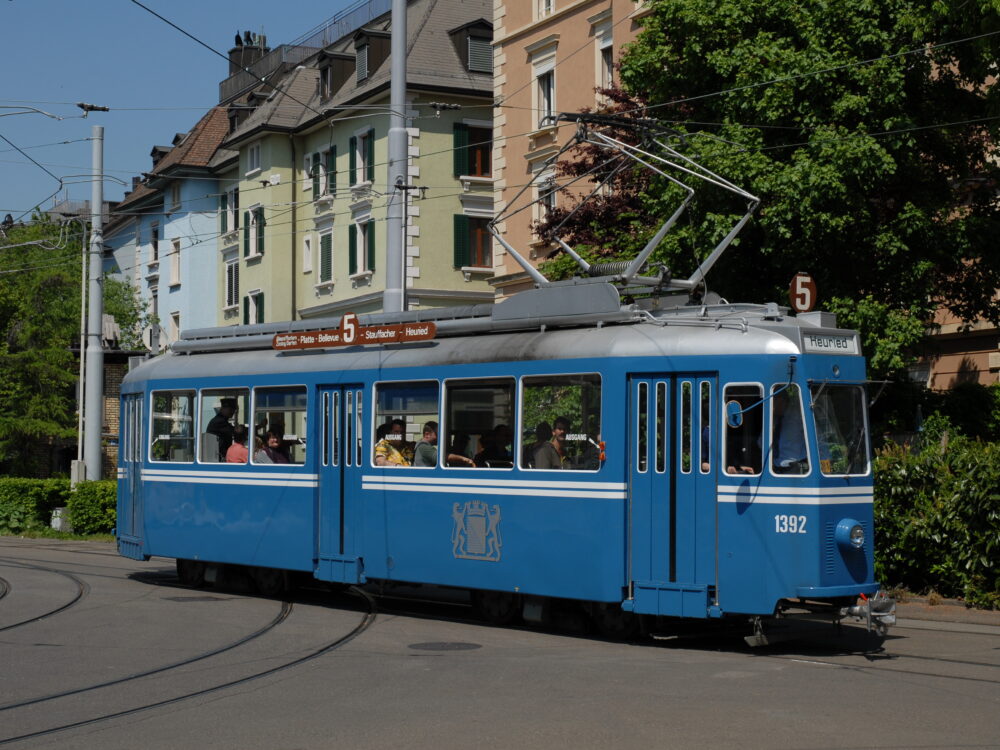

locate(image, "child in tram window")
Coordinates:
225 425 249 463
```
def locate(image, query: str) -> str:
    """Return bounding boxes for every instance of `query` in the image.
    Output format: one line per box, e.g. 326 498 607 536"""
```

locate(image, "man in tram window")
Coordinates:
724 393 762 475
772 385 808 474
374 419 413 466
207 397 238 462
534 416 571 469
413 421 438 467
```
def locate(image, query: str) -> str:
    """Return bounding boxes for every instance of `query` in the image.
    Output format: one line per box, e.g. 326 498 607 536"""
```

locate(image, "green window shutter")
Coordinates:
256 292 264 324
242 296 249 325
348 223 357 275
320 233 332 282
243 211 250 257
349 136 357 185
366 220 375 272
453 214 470 267
256 208 265 255
311 152 321 195
326 147 336 195
453 123 469 177
366 129 375 183
220 192 228 234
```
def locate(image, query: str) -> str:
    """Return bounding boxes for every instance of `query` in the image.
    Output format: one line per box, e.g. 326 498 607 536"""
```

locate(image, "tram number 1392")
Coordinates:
774 514 807 534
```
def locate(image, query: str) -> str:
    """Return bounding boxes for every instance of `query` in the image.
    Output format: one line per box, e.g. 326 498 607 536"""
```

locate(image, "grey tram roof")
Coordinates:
126 283 855 384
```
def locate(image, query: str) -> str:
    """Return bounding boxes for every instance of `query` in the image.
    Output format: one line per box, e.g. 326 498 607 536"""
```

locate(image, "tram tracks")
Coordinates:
0 586 376 747
0 557 89 633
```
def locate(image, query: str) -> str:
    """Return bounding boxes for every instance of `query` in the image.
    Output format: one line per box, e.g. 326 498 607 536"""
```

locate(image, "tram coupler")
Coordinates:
839 590 896 636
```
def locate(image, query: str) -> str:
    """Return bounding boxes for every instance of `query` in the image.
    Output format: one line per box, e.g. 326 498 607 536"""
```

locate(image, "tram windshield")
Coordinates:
810 384 869 476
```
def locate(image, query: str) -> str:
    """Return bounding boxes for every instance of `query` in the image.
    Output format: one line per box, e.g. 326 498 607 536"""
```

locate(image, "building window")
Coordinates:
243 289 264 325
302 235 313 274
349 221 375 275
220 187 239 234
319 232 333 282
169 312 181 342
350 129 375 185
454 215 492 268
537 69 555 128
325 147 336 195
243 206 265 257
320 66 333 99
468 36 492 73
303 153 315 192
356 45 369 82
246 142 261 174
169 238 181 285
225 259 239 308
453 124 492 177
538 0 554 19
600 45 613 90
150 222 159 262
169 182 181 211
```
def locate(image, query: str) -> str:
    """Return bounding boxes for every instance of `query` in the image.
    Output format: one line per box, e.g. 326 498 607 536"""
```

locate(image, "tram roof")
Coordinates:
125 285 854 385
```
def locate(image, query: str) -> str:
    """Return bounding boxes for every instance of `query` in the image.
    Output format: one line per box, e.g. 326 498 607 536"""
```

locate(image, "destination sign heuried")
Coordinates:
802 332 859 355
273 318 437 351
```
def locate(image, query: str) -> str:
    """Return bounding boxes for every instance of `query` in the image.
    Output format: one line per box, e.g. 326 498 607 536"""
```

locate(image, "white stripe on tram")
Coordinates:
362 480 625 499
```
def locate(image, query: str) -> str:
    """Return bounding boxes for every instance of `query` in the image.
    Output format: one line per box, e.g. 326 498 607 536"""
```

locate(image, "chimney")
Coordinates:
228 30 271 76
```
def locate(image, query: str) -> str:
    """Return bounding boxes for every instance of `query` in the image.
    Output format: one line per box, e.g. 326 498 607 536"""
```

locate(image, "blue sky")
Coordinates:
0 0 358 218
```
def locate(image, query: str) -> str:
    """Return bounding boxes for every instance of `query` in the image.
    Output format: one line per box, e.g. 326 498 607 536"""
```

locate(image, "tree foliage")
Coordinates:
0 217 146 475
543 0 1000 349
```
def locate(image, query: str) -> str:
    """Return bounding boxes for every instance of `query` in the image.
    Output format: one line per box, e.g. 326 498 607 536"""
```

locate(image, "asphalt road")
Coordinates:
1 538 998 750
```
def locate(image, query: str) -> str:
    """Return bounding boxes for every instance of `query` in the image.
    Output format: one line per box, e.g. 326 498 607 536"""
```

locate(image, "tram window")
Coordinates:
373 381 439 467
723 384 762 475
771 384 809 475
680 381 692 473
252 386 307 465
637 382 648 473
521 374 601 471
199 389 249 464
655 382 667 473
699 381 711 473
811 384 869 476
445 378 514 469
150 390 195 463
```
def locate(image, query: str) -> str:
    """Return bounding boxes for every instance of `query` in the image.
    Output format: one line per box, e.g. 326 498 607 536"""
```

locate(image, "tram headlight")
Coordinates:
835 518 865 551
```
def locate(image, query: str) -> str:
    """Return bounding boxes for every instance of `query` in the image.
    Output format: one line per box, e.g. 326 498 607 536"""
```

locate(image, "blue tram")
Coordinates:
116 283 895 637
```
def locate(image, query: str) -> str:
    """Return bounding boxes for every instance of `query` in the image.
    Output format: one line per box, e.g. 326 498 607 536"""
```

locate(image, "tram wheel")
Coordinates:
472 590 520 626
589 602 640 639
251 566 286 596
176 559 206 588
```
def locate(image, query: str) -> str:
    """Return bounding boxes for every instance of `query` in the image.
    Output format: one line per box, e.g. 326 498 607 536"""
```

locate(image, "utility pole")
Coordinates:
83 124 105 481
384 0 407 314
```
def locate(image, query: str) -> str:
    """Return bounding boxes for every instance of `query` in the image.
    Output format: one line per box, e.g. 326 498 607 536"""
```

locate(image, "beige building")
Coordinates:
215 0 496 326
490 0 650 296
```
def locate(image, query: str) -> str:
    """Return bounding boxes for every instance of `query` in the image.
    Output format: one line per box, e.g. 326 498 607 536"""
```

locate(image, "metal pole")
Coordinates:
83 125 105 480
383 0 407 313
77 220 88 462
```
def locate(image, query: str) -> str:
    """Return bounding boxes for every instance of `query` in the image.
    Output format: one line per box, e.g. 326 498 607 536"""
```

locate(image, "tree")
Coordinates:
541 0 1000 372
0 217 148 475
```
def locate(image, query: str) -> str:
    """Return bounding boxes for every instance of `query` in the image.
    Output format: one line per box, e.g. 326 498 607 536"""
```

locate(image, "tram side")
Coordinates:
116 322 883 625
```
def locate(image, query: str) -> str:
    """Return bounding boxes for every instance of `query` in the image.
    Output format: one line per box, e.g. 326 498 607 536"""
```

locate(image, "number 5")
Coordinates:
341 312 358 344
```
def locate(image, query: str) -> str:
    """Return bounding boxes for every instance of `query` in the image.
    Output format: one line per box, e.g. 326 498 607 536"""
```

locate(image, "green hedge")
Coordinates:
66 480 117 534
0 478 116 535
875 417 1000 609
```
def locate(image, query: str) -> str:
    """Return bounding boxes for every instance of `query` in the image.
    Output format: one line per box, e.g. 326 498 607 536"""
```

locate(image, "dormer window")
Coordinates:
320 66 333 99
356 44 369 82
449 19 493 74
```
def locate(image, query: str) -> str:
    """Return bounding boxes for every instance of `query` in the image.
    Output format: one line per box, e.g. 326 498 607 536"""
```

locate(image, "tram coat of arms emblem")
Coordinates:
451 500 502 561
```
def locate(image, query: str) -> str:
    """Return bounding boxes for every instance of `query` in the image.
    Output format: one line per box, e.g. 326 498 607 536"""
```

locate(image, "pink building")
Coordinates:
491 1 651 296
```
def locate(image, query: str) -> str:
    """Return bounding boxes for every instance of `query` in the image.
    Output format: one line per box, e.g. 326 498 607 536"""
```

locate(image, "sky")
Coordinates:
0 0 360 219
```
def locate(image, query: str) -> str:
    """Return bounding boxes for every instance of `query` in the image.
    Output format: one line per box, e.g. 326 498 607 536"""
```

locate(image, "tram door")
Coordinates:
628 374 718 617
117 393 146 558
316 385 366 584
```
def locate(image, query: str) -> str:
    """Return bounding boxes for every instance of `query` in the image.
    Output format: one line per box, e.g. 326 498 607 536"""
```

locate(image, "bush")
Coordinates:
875 416 1000 608
66 480 117 534
0 478 70 533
